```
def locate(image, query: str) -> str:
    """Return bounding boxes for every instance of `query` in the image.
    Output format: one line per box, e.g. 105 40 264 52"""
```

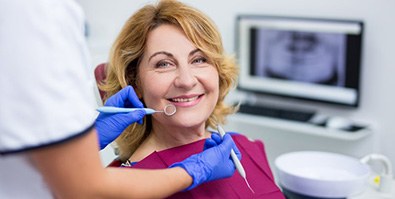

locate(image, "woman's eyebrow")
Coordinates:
148 51 173 62
148 49 201 62
189 49 201 56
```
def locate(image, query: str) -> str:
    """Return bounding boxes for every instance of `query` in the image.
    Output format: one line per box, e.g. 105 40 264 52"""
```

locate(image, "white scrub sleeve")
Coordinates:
0 0 98 154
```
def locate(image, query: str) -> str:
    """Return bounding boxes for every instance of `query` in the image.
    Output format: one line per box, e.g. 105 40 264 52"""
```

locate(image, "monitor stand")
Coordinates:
237 103 316 123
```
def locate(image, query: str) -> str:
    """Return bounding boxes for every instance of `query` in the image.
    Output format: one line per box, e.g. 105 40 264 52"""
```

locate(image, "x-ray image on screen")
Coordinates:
237 15 363 106
254 29 346 86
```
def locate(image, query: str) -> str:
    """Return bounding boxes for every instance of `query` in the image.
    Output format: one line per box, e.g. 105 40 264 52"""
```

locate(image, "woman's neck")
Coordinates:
129 122 210 162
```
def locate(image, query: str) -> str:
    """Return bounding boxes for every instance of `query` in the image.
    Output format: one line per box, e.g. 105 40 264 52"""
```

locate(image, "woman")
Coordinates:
101 0 285 198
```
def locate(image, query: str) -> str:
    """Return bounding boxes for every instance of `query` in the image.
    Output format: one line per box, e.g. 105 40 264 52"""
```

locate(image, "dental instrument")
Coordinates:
217 124 255 194
97 104 176 116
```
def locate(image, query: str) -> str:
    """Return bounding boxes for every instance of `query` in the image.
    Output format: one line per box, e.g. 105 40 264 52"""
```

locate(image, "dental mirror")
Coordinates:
163 104 176 116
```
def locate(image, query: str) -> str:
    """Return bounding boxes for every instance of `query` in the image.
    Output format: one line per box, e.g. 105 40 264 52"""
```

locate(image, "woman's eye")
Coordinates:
192 57 207 64
155 61 172 69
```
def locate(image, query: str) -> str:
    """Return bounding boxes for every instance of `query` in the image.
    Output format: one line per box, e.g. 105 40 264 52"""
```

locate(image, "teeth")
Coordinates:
172 96 198 102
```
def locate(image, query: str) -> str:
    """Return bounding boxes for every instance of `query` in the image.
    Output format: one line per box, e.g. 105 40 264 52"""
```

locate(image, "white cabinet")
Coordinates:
224 113 376 174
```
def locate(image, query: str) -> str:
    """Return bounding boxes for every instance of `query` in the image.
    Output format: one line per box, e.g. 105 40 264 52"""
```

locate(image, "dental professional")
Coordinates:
0 0 240 198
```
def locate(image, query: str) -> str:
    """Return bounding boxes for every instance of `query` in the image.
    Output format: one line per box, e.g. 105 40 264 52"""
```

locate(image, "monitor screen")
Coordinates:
236 15 363 107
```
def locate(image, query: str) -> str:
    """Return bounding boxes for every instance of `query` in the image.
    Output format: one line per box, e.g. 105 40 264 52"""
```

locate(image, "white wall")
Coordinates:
78 0 395 174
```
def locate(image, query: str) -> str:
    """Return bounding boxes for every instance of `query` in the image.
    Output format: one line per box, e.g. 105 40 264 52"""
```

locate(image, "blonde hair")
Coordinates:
100 0 239 161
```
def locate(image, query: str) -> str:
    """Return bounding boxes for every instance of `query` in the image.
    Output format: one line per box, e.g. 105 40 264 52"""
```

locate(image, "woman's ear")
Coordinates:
132 80 142 98
135 90 143 99
135 89 145 106
134 86 143 100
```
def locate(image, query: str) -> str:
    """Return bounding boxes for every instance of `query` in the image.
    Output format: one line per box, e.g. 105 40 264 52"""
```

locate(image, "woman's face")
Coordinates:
138 24 219 130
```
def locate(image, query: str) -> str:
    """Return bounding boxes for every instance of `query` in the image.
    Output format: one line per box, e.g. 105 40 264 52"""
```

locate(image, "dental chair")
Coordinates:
94 63 107 101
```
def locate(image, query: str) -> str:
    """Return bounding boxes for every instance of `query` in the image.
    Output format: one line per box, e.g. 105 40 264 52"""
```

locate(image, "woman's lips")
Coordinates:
168 94 204 107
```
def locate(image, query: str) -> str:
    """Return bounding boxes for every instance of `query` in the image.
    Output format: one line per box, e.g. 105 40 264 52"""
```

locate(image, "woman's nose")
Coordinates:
174 66 197 89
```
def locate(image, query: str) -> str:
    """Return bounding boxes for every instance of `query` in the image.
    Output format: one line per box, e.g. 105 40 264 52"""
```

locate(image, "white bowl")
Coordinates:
275 151 370 198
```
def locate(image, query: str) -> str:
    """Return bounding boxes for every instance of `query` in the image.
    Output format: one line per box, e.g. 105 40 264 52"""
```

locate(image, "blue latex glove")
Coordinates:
203 133 241 160
95 86 146 150
170 133 241 190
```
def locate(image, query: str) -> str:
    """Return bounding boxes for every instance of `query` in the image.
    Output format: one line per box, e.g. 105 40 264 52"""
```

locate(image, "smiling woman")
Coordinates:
138 24 219 134
101 0 237 162
99 0 285 198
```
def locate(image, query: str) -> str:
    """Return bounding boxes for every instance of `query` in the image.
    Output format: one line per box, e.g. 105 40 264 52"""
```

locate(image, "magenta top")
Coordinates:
109 133 285 199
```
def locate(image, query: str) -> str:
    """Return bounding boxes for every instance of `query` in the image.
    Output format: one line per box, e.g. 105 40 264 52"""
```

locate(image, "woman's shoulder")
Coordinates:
228 132 263 144
210 131 264 146
227 132 267 157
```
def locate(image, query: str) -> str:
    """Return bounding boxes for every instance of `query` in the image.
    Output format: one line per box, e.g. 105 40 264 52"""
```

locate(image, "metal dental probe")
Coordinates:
96 104 176 116
217 124 255 194
97 107 159 114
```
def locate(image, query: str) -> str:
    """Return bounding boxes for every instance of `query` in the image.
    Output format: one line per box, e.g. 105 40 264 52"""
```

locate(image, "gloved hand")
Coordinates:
170 133 241 190
95 86 146 150
203 133 241 161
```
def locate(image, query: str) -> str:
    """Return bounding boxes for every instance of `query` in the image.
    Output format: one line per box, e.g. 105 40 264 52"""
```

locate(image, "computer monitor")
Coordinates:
236 15 364 107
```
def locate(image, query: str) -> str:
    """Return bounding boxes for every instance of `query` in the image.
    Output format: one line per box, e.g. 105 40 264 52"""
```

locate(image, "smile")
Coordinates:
168 94 204 106
171 96 199 102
